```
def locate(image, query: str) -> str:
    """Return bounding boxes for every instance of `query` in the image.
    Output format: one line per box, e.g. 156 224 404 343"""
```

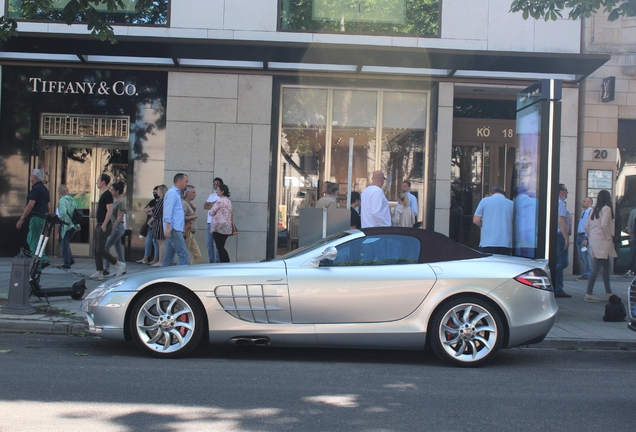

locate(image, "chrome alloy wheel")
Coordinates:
135 294 196 354
438 303 498 363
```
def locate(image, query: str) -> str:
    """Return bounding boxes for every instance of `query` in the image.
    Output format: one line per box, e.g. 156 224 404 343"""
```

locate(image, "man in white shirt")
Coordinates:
360 171 391 228
401 180 418 223
203 177 222 263
576 197 593 281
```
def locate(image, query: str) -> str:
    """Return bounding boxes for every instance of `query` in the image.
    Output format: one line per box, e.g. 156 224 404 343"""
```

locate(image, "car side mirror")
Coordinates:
310 246 338 267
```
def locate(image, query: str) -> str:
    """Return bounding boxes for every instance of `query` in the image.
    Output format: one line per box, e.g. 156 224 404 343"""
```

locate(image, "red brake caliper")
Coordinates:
178 314 188 337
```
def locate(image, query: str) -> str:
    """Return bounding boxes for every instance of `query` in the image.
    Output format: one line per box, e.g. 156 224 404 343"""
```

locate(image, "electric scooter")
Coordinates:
25 212 86 302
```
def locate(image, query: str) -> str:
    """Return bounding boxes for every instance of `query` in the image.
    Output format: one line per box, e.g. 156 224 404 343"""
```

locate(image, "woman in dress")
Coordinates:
149 184 168 267
584 189 617 302
392 192 415 227
104 181 126 275
209 184 233 263
57 184 78 269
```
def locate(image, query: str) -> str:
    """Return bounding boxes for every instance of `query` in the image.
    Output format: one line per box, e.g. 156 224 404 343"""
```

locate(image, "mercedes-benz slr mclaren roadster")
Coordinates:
82 227 557 367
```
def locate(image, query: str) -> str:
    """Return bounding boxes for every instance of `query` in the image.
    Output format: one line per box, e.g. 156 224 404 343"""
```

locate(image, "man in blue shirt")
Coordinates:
16 169 50 265
162 173 190 267
401 180 418 224
473 185 513 255
553 184 572 298
576 196 593 281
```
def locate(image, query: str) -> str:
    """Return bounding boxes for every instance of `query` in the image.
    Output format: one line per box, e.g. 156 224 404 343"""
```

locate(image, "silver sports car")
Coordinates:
82 228 557 367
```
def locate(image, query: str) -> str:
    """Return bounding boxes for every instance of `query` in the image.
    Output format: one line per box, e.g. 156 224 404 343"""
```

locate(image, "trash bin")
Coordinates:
1 250 35 315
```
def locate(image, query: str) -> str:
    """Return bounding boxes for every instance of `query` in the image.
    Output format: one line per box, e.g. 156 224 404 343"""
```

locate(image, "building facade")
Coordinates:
0 0 609 265
578 13 636 274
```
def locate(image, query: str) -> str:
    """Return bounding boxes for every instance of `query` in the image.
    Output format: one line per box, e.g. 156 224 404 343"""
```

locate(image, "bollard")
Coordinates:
1 250 35 315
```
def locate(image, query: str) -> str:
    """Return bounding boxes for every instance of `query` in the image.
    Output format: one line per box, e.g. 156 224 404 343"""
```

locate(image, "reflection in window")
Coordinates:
381 92 426 215
325 234 420 266
7 0 168 25
280 0 439 36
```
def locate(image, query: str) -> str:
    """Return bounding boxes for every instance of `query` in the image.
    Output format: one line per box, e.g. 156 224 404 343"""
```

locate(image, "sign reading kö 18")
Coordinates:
28 78 138 96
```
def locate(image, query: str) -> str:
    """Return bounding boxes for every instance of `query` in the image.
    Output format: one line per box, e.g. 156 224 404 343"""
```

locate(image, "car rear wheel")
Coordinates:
430 297 503 367
129 286 205 358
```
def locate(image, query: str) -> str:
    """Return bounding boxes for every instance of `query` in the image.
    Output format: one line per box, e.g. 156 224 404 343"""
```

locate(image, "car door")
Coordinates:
287 233 437 324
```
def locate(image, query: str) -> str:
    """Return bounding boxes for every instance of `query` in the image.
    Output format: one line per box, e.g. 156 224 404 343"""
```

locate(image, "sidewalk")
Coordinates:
1 257 636 350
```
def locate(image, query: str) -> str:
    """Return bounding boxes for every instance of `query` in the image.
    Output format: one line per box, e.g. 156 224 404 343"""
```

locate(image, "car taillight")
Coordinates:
514 269 552 291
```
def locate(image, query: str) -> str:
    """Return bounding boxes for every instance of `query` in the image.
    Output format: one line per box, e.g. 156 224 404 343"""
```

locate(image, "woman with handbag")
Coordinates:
57 184 79 269
584 189 617 302
137 186 160 264
149 184 168 267
103 181 127 275
209 184 234 263
182 184 202 265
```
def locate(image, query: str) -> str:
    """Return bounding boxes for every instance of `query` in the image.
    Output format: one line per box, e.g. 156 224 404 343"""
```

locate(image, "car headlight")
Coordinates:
85 277 129 305
514 269 552 291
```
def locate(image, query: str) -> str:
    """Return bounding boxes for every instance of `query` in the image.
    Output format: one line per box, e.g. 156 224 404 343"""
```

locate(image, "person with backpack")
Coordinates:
57 184 79 269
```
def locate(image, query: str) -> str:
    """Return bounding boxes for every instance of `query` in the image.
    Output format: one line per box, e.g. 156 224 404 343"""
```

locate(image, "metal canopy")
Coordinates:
0 33 610 80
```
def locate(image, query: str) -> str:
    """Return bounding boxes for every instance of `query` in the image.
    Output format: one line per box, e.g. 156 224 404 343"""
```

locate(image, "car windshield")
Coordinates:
271 232 353 261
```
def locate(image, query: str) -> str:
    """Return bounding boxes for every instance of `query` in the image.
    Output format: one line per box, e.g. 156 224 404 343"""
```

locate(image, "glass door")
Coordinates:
450 142 515 249
52 144 128 257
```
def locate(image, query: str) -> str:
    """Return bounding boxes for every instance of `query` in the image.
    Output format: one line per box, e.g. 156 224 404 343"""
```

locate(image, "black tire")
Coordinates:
129 286 205 359
430 296 504 367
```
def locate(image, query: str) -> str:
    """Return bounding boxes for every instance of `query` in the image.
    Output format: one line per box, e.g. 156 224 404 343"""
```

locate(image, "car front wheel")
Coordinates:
430 297 504 367
129 286 205 358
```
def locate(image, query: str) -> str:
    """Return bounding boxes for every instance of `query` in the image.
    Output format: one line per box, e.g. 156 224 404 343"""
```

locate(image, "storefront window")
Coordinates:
381 91 426 216
277 86 428 254
7 0 168 25
279 0 439 36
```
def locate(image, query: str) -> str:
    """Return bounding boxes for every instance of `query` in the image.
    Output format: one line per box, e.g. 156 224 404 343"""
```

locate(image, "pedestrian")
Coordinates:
203 177 223 263
16 169 50 266
360 170 391 228
149 184 168 267
182 184 202 265
350 191 361 229
624 206 636 278
91 174 126 281
137 186 160 264
553 183 572 298
584 190 617 302
57 184 78 269
392 192 415 227
472 185 513 255
103 181 126 276
576 196 593 281
209 184 233 263
401 180 418 223
162 173 190 267
316 182 339 208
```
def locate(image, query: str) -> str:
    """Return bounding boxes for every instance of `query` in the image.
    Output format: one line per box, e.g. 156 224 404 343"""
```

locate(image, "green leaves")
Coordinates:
511 0 636 22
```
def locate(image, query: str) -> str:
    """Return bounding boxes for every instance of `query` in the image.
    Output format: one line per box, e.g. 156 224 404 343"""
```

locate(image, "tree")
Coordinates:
510 0 636 22
0 0 164 43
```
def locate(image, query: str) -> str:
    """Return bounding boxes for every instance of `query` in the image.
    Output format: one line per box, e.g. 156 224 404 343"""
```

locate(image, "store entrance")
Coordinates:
450 119 517 250
46 143 129 257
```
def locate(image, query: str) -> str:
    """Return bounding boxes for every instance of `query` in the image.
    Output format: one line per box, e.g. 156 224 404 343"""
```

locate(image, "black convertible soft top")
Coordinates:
361 227 485 264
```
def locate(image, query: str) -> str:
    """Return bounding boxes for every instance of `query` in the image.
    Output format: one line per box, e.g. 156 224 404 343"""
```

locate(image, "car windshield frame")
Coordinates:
271 231 353 261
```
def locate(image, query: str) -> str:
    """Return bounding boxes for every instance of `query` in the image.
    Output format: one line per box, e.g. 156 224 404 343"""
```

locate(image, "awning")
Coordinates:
0 33 610 81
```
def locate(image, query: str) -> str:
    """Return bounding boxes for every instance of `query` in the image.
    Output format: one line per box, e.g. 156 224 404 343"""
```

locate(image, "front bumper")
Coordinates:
82 287 134 341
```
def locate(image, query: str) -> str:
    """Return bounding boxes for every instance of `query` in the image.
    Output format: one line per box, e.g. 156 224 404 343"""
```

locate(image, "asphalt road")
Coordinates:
1 333 635 431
